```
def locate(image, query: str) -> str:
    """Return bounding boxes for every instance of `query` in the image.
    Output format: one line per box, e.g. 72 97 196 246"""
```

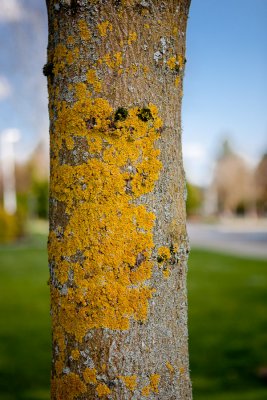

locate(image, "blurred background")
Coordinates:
0 0 266 399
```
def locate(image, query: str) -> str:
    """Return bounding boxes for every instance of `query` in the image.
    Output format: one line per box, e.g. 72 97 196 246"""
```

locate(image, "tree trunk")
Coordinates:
46 1 191 398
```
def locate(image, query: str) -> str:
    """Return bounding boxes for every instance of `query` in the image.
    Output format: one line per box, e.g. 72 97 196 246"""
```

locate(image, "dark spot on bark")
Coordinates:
70 0 79 14
135 0 152 14
114 107 128 122
125 179 132 195
136 252 145 266
137 108 153 122
157 256 164 263
107 380 117 388
86 117 96 129
114 0 122 8
43 62 54 78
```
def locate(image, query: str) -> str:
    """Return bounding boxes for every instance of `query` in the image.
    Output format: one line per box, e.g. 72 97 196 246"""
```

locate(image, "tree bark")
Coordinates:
46 1 192 398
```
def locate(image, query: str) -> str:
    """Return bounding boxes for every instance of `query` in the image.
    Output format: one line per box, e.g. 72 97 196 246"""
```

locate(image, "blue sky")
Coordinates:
0 0 266 186
183 0 267 184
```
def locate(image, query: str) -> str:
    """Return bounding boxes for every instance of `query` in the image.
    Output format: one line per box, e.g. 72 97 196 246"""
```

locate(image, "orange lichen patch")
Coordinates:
71 349 80 361
175 76 181 87
141 385 150 396
55 359 64 375
173 27 178 35
101 364 107 372
86 69 102 92
52 44 78 75
78 20 91 41
99 52 123 70
114 51 123 67
144 23 150 29
166 361 175 373
179 367 185 374
158 246 171 263
167 54 184 71
167 56 176 70
50 77 163 385
67 35 75 45
55 259 69 284
141 374 160 396
83 368 97 384
97 21 113 37
143 66 149 76
163 268 170 279
51 373 87 400
96 383 111 397
150 374 160 393
128 31 137 45
178 54 184 67
119 375 137 391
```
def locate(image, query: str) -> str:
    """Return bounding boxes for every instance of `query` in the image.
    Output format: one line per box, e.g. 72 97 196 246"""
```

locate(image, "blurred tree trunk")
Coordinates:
46 1 191 398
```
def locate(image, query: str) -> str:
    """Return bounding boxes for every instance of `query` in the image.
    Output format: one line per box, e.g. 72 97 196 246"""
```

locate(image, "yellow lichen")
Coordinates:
67 35 75 45
78 20 91 41
143 66 149 76
167 54 184 71
101 364 107 372
52 44 79 75
114 51 123 67
158 246 171 263
83 367 97 384
178 54 184 67
179 367 185 374
175 76 180 87
49 44 164 396
71 349 80 360
141 385 150 396
96 383 111 397
163 268 171 279
141 374 160 396
51 373 87 400
150 374 160 393
166 361 174 373
167 56 176 70
128 31 137 45
86 69 102 92
97 21 113 37
119 375 137 391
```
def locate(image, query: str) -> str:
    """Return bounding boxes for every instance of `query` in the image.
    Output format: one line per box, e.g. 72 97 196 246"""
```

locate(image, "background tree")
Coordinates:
212 140 253 216
46 1 191 398
255 153 267 216
186 181 203 218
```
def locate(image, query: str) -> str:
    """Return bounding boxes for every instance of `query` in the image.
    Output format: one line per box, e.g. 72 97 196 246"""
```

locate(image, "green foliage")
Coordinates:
0 207 25 243
32 180 49 219
186 181 202 216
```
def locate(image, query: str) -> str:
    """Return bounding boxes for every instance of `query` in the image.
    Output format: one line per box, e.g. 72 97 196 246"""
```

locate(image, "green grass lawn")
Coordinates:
0 239 50 400
0 238 267 399
188 249 267 400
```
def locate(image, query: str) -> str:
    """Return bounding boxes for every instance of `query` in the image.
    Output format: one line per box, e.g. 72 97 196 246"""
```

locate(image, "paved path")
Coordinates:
187 221 267 260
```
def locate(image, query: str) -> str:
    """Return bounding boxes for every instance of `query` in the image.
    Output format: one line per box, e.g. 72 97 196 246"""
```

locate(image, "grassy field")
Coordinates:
0 238 267 399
